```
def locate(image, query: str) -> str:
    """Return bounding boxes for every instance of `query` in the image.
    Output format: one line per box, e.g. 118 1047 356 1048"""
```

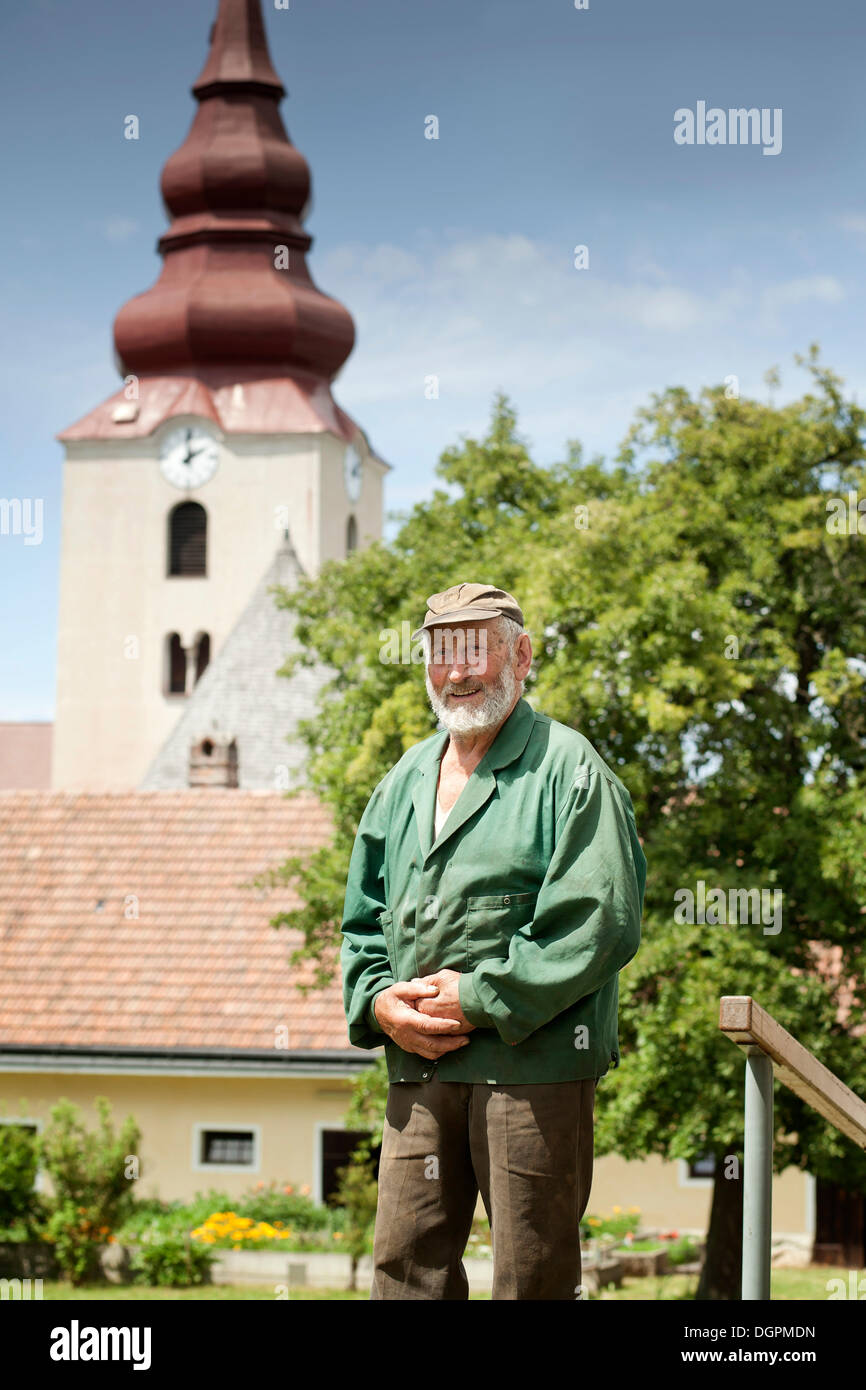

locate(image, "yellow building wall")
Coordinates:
0 1072 355 1204
0 1071 812 1238
588 1151 811 1238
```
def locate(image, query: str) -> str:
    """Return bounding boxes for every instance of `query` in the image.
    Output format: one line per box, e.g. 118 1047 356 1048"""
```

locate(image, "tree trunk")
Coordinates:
695 1164 744 1300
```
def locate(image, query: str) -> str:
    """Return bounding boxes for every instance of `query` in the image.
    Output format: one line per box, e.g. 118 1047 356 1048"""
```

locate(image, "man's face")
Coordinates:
424 619 527 733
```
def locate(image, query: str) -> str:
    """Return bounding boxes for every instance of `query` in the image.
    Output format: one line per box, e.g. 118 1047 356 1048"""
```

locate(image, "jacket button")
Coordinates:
421 1071 430 1079
503 895 511 905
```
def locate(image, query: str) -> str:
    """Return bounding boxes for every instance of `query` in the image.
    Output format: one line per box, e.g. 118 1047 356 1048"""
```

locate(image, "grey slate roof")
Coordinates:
140 535 329 791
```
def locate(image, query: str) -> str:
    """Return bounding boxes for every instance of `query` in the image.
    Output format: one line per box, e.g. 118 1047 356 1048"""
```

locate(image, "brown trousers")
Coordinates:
370 1074 597 1300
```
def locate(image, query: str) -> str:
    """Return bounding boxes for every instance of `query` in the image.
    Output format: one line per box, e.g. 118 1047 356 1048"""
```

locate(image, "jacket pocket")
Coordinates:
378 909 396 974
465 891 538 969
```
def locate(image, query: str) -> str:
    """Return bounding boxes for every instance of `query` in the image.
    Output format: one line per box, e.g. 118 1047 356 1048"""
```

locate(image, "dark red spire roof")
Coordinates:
60 0 369 443
113 0 354 382
192 0 285 97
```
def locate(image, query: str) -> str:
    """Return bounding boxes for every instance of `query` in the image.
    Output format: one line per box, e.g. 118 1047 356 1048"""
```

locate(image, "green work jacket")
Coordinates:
340 696 646 1084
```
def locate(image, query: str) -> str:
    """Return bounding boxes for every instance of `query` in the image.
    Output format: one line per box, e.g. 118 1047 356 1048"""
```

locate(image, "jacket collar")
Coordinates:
411 696 536 861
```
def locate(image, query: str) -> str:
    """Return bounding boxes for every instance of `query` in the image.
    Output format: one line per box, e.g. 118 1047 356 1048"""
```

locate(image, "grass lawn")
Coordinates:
596 1266 863 1300
34 1266 859 1301
39 1282 367 1300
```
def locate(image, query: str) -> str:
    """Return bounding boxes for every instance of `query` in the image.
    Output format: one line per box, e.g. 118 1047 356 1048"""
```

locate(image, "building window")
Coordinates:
346 514 357 555
688 1153 717 1179
168 502 207 576
194 1125 259 1171
319 1127 380 1206
194 632 210 683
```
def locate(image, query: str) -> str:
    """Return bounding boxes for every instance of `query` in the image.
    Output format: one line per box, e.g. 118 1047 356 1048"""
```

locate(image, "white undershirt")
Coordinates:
433 792 449 840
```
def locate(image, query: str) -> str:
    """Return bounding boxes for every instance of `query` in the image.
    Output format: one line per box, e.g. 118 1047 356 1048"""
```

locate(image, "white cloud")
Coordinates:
100 217 140 243
760 276 843 311
319 229 860 490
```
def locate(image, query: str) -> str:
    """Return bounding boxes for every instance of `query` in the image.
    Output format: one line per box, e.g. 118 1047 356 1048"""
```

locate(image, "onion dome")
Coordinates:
113 0 355 383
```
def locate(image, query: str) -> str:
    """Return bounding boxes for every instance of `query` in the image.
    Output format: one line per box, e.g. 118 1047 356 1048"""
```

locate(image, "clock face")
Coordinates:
159 425 220 489
343 442 363 503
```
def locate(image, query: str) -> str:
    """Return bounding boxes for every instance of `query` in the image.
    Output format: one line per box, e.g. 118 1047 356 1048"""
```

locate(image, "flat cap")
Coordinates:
411 583 524 641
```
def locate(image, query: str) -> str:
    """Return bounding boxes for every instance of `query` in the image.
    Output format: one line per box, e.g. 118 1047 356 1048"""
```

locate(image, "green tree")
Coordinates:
270 359 866 1299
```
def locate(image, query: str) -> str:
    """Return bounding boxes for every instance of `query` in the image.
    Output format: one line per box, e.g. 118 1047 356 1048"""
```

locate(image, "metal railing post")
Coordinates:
722 996 866 1302
742 1051 774 1300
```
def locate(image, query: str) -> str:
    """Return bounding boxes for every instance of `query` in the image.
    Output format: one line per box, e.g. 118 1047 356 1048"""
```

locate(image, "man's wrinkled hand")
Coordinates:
372 979 473 1060
412 969 473 1031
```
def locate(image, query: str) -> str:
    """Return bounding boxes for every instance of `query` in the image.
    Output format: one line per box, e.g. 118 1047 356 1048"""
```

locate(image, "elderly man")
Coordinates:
340 583 646 1300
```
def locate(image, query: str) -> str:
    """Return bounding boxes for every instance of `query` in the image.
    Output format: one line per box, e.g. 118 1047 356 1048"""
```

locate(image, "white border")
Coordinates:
677 1157 715 1188
0 1058 368 1079
804 1171 816 1238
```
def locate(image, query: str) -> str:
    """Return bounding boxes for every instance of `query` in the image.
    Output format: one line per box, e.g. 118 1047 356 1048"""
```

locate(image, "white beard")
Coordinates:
425 660 520 734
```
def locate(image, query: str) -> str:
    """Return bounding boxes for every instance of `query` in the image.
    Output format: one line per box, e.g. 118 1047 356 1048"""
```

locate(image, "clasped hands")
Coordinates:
372 968 475 1061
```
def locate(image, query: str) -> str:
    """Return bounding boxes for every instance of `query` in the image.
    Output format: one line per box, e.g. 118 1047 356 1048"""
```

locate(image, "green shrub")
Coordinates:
333 1154 378 1288
37 1098 141 1285
116 1190 233 1244
129 1230 216 1287
581 1209 641 1241
234 1181 330 1231
666 1235 701 1266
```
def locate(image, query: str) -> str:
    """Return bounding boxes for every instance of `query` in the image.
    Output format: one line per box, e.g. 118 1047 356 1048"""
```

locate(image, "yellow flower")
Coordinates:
612 1206 621 1214
300 1185 311 1196
333 1232 343 1241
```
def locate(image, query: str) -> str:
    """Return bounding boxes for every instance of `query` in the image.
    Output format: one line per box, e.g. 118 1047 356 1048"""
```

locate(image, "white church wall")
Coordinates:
52 425 372 791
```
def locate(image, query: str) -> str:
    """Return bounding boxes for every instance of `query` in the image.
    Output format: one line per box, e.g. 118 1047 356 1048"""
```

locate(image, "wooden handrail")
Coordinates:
719 995 866 1150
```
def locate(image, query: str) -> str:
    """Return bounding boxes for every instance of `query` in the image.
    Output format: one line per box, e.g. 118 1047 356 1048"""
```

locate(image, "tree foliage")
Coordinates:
271 354 866 1233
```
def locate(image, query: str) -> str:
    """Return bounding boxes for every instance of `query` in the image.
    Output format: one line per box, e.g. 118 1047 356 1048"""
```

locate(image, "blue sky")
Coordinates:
3 0 866 717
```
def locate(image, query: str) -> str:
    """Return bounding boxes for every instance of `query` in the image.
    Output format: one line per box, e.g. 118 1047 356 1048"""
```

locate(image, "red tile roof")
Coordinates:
0 791 356 1055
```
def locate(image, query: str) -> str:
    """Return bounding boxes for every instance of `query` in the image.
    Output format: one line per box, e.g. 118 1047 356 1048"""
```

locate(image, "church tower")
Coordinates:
52 0 385 791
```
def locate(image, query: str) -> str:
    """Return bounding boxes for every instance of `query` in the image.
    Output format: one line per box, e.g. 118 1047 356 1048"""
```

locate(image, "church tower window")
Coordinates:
346 514 358 554
194 632 210 684
168 503 207 577
167 634 187 695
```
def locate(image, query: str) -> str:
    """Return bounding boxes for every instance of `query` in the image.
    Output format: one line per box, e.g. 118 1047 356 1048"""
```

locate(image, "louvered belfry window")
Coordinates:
169 502 207 576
